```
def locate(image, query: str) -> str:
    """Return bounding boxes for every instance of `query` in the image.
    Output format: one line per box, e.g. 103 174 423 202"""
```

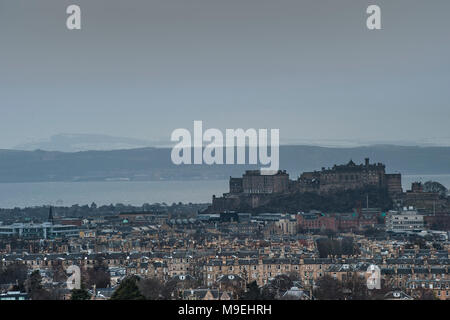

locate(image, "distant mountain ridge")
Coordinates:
0 145 449 183
13 133 170 152
12 134 450 152
13 133 450 152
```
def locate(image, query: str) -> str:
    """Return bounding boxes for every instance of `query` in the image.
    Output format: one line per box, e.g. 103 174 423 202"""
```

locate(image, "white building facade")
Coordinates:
386 208 424 232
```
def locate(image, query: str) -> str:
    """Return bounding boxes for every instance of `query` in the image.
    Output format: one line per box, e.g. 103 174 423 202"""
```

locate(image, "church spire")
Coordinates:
48 206 54 224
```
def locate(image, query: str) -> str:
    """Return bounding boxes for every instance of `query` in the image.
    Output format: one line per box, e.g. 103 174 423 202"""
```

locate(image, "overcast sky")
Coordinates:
0 0 449 149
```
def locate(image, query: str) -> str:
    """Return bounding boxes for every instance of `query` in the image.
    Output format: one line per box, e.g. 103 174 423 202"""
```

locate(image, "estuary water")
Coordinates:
0 175 448 209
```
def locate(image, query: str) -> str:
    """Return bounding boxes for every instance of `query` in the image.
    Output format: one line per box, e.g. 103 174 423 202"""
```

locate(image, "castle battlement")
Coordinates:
211 158 403 213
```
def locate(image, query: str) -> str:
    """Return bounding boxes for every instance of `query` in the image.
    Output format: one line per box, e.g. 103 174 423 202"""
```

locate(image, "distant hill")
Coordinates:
15 134 450 153
13 133 170 152
0 145 449 183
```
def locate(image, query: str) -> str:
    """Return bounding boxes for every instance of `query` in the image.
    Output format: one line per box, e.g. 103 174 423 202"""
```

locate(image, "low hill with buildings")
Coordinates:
206 158 449 215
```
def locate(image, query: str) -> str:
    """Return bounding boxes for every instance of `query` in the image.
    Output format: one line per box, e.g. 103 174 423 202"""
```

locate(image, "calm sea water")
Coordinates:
0 175 448 209
0 180 229 209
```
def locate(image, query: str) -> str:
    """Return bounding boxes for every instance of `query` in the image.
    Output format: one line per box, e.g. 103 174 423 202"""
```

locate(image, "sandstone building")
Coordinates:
296 158 402 195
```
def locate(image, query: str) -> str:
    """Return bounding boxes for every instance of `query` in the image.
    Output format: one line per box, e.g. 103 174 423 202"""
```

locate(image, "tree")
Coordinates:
343 274 369 300
84 258 111 289
287 272 300 282
423 181 447 197
314 275 345 300
25 270 53 300
25 270 43 293
316 237 358 258
252 186 393 214
52 263 67 283
161 279 178 300
412 237 428 250
341 237 358 256
240 281 264 300
415 288 436 300
260 285 276 300
110 276 145 300
363 226 379 238
263 274 293 298
0 263 28 289
71 288 91 300
138 278 163 300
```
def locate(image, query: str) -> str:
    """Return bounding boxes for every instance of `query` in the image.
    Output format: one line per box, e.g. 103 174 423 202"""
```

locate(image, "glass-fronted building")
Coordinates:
0 222 79 239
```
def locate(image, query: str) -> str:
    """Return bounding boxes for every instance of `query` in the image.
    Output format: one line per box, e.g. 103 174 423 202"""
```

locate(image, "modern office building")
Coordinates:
0 291 29 301
0 222 79 239
386 207 425 233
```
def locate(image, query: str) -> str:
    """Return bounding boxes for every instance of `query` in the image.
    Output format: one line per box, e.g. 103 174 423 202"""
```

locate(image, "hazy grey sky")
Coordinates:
0 0 449 148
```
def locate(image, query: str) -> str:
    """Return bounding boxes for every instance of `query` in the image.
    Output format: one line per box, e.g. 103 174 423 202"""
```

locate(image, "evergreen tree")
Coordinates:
110 276 145 300
71 288 91 300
